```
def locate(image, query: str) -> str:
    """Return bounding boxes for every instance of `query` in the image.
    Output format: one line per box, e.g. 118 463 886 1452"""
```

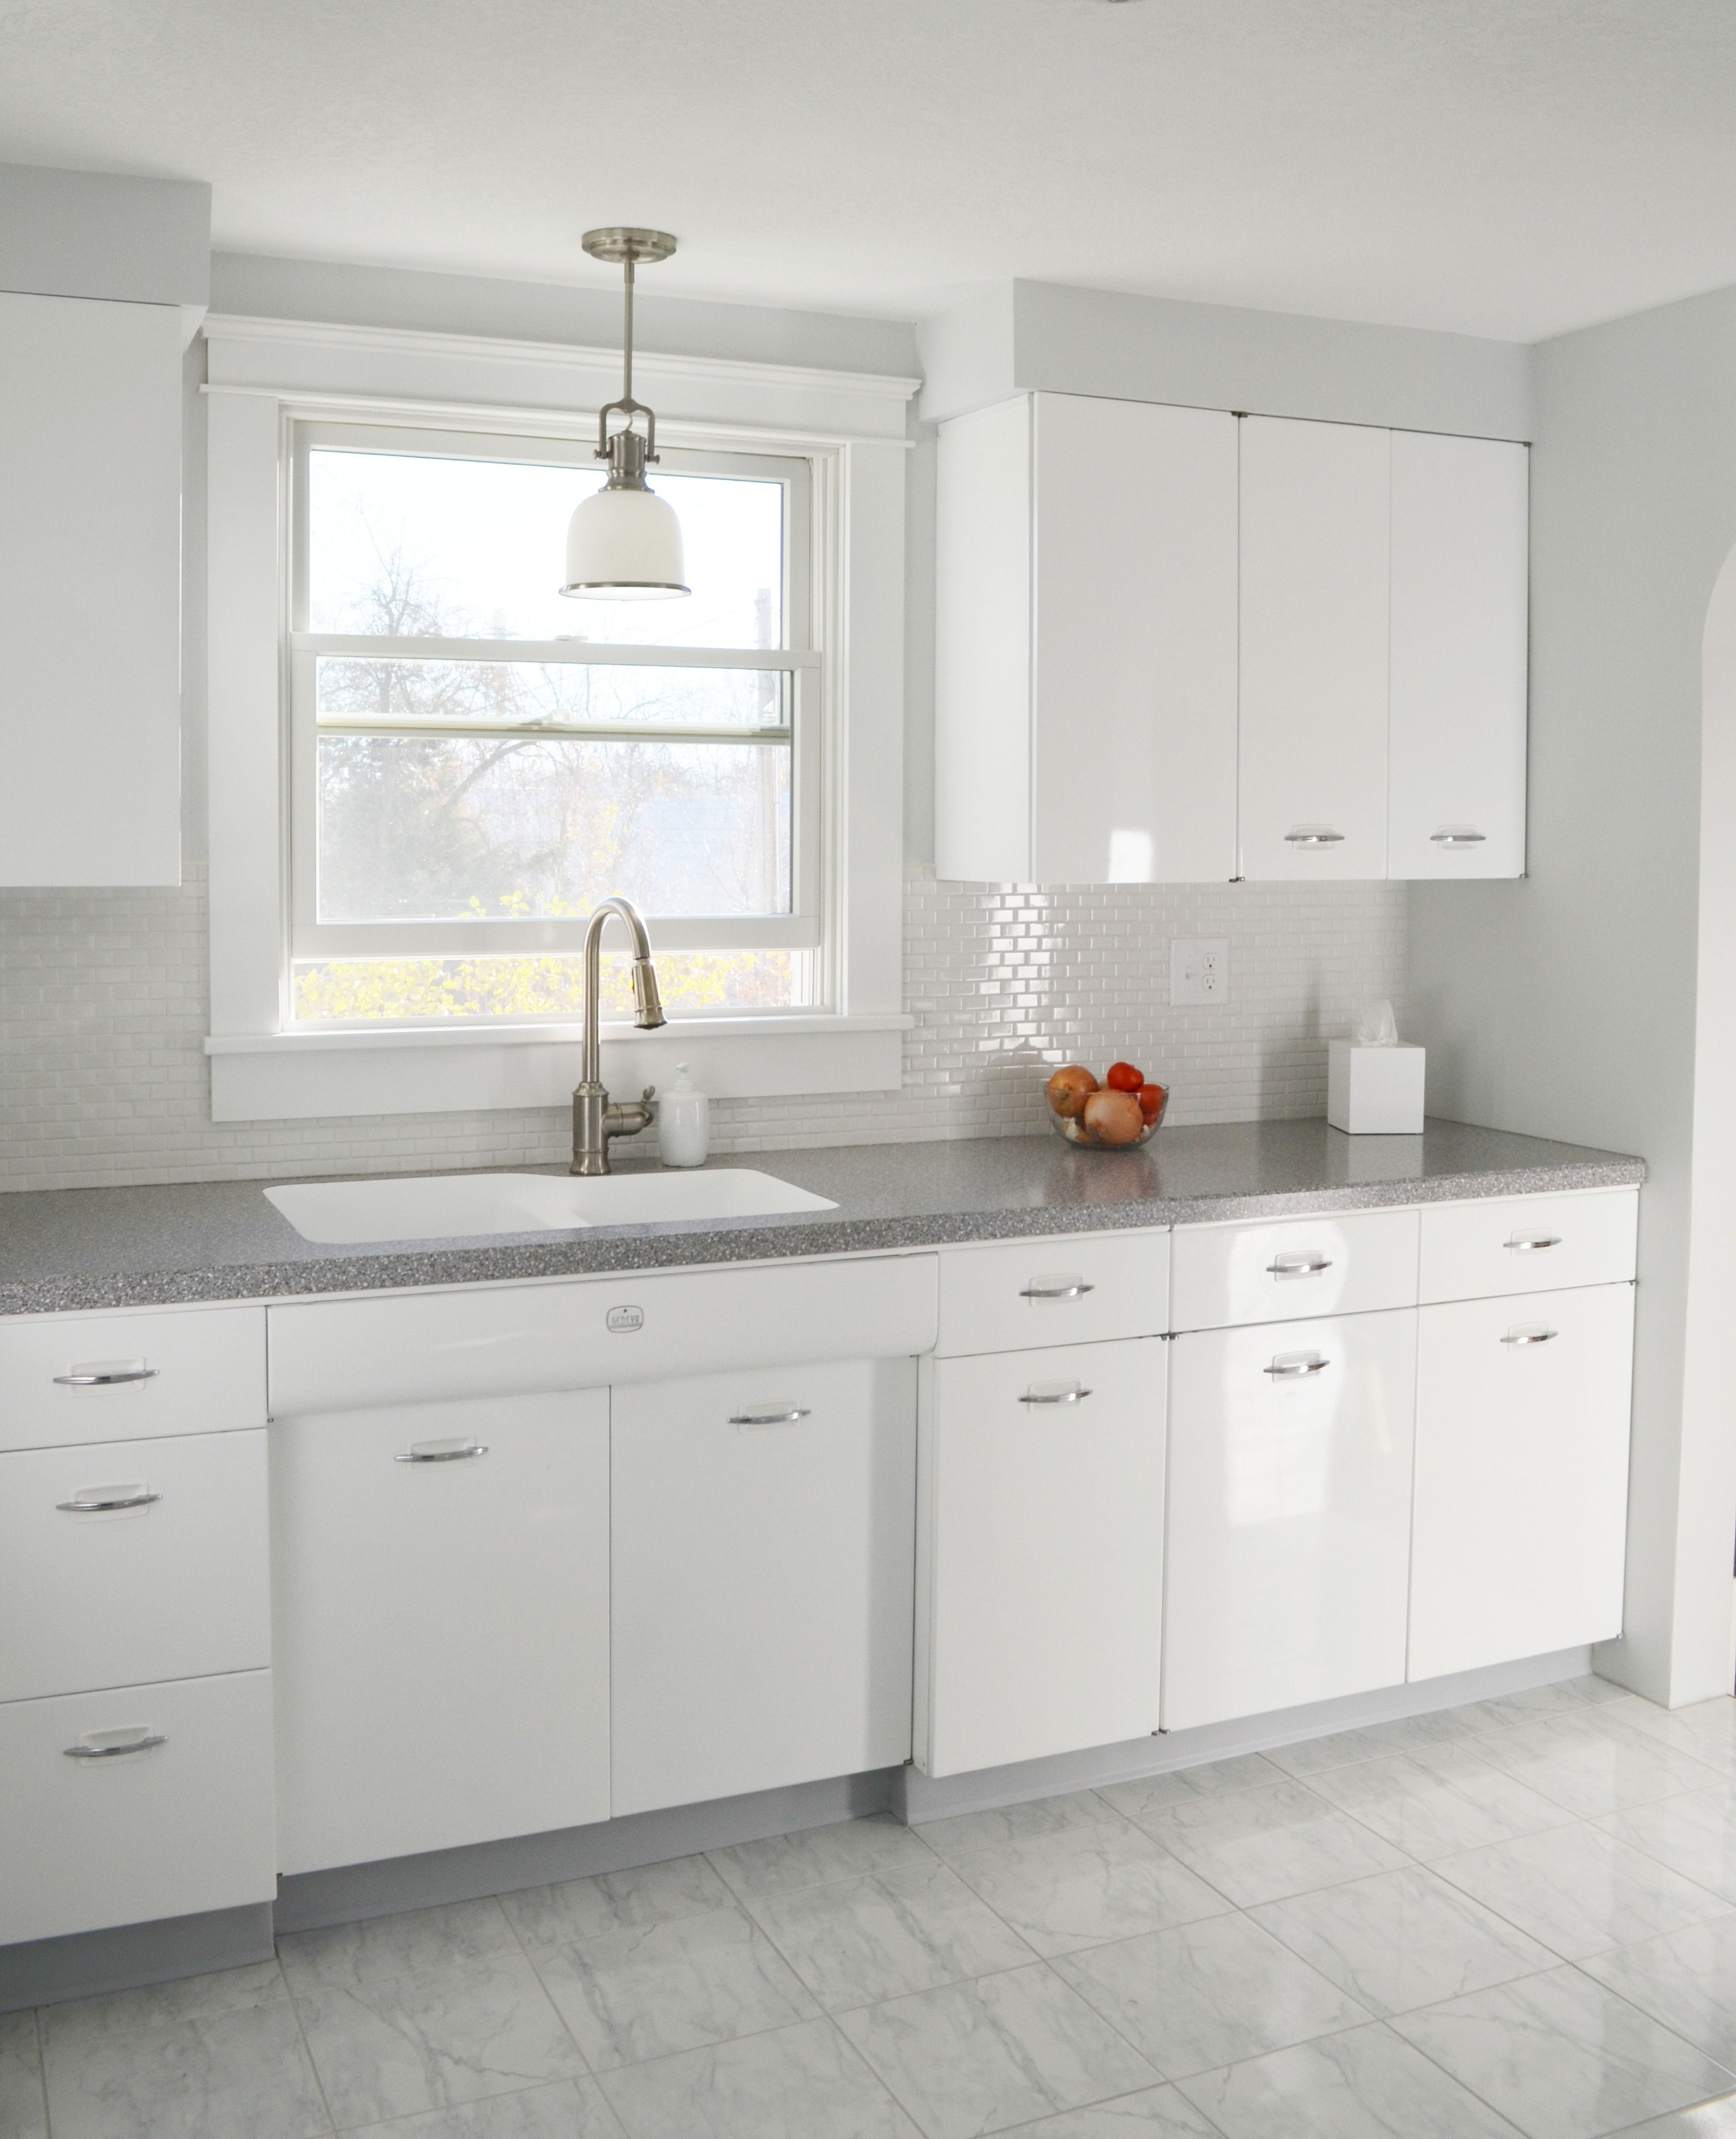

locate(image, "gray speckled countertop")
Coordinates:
0 1118 1644 1316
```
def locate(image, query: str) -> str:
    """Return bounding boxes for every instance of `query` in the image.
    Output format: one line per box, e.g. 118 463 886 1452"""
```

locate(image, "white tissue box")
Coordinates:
1328 1041 1425 1135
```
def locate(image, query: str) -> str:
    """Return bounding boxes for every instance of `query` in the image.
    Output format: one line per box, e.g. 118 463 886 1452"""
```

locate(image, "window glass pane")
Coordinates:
292 949 805 1022
316 656 787 733
316 734 791 923
308 448 784 650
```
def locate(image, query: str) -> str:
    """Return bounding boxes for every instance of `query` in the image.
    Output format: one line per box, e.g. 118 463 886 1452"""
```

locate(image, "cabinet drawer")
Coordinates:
0 1430 269 1703
935 1232 1168 1358
268 1254 938 1414
1419 1189 1637 1303
1409 1284 1633 1681
0 1669 275 1945
0 1304 266 1453
919 1338 1166 1777
1170 1208 1418 1332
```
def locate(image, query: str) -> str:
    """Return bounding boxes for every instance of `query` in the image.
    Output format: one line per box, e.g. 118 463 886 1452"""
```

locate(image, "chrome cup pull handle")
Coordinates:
53 1367 159 1388
64 1732 167 1760
1020 1281 1096 1301
728 1408 813 1425
1501 1328 1559 1346
1018 1385 1092 1406
1265 1354 1330 1378
1266 1254 1333 1278
395 1439 489 1464
57 1489 161 1513
1430 829 1487 846
1505 1235 1562 1253
1284 828 1345 846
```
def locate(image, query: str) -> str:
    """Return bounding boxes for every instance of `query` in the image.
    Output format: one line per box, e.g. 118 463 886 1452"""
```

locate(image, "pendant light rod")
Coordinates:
582 226 676 484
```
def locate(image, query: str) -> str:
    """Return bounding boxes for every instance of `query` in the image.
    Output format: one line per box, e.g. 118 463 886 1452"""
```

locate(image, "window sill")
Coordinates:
205 1013 912 1123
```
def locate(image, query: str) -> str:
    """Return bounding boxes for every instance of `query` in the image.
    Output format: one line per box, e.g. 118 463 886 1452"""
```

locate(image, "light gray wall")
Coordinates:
0 164 209 307
1409 282 1736 1706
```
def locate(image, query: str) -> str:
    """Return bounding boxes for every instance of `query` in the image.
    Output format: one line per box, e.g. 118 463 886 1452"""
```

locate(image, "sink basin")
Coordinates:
264 1170 838 1245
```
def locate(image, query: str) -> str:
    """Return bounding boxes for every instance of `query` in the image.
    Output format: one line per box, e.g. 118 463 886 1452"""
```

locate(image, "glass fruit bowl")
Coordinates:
1048 1083 1168 1148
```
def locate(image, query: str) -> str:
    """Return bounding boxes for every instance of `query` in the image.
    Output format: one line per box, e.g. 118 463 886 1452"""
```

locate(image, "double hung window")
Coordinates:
289 423 820 1025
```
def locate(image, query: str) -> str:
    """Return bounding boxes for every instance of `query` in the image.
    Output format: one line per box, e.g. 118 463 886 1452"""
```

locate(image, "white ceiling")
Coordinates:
4 0 1736 343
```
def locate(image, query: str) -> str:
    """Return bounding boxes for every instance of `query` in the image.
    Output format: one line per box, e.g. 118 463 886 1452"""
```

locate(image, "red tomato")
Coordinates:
1104 1061 1143 1093
1137 1083 1167 1123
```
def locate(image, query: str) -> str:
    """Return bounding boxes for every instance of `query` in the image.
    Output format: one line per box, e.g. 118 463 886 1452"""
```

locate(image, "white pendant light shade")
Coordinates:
563 483 688 598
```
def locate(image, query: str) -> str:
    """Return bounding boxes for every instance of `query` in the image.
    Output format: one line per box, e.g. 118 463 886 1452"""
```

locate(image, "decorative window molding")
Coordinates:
202 314 919 1123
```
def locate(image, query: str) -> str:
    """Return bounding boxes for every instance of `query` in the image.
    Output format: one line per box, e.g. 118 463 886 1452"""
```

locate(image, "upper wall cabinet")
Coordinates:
935 392 1240 884
0 292 182 885
934 393 1528 885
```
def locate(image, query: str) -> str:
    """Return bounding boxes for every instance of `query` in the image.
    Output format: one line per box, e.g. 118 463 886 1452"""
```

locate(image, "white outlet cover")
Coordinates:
1170 938 1229 1006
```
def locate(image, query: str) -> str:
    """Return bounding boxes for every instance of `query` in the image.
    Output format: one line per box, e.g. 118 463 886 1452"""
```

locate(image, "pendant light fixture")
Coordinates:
560 227 690 600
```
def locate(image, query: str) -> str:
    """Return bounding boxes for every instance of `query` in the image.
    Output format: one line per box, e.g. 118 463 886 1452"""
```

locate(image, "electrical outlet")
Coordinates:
1170 938 1229 1006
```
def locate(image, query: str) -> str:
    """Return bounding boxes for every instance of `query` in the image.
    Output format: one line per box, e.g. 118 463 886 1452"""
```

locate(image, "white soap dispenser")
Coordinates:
659 1062 710 1169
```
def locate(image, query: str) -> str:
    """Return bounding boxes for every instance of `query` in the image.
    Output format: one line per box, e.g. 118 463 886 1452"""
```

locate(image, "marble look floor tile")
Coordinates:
498 1855 735 1950
533 1904 815 2070
1097 1754 1288 1819
745 1856 1034 2009
1608 2093 1736 2136
1176 2018 1524 2137
836 1963 1157 2139
1305 1740 1569 1860
1582 1918 1736 2067
1475 1712 1725 1819
915 1792 1130 1866
41 1987 330 2139
708 1816 936 1900
278 1898 518 1992
41 1960 289 2038
993 2083 1223 2135
293 1952 585 2128
1263 1708 1481 1780
948 1820 1232 1958
0 2012 46 2139
1053 1910 1368 2080
345 2077 626 2137
1248 1863 1557 2017
1599 1788 1736 1904
1477 1677 1633 1725
1393 1965 1736 2139
1602 1700 1736 1778
598 2017 922 2139
1124 1779 1407 1908
1431 1822 1733 1961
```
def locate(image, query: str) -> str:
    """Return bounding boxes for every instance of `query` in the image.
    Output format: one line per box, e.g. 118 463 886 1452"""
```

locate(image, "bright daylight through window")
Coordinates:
289 426 820 1025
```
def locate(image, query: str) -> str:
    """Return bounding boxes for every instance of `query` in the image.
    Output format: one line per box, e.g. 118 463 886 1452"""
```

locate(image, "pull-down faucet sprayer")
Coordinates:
571 895 666 1176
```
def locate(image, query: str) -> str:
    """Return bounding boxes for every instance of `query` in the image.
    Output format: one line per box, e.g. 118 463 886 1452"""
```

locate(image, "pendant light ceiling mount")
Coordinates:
561 225 689 600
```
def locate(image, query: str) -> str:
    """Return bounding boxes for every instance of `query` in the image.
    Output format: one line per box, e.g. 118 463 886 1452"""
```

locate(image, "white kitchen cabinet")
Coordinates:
1419 1187 1637 1304
1163 1307 1417 1730
611 1358 916 1816
1388 430 1529 879
917 1337 1166 1777
271 1388 610 1874
935 392 1240 884
1409 1283 1633 1681
1239 416 1392 880
0 291 182 886
1169 1208 1419 1333
0 1303 265 1455
936 1229 1170 1357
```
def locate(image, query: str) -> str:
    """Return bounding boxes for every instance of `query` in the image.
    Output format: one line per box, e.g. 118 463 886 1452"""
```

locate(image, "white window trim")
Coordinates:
202 314 920 1123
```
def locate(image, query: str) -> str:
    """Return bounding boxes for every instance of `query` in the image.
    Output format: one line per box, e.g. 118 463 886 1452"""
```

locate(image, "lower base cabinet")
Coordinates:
0 1669 275 1946
1409 1283 1635 1680
917 1337 1166 1777
1163 1308 1417 1730
611 1358 917 1816
271 1389 610 1874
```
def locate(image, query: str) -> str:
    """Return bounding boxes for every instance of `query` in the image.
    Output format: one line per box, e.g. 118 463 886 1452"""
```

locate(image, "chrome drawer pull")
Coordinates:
1265 1355 1330 1378
1020 1281 1095 1300
1284 828 1345 846
1019 1385 1092 1405
1266 1254 1333 1278
729 1408 812 1425
1506 1234 1563 1253
1430 830 1487 846
56 1489 160 1513
64 1733 167 1760
395 1439 489 1463
53 1367 158 1388
1502 1329 1559 1346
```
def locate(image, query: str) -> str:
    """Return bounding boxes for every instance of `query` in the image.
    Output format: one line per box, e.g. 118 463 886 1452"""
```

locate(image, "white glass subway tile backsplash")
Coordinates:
0 865 1406 1190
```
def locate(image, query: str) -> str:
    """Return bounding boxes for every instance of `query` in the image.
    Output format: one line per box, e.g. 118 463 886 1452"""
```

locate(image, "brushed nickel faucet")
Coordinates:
572 895 666 1175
